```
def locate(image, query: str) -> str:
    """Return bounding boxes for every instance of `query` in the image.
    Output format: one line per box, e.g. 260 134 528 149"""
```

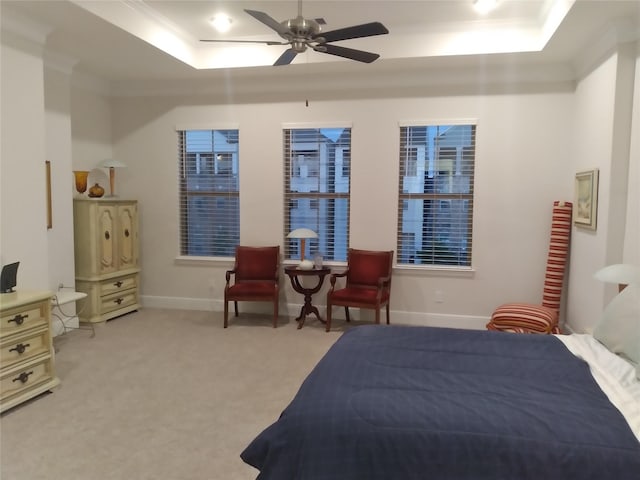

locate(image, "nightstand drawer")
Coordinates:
0 356 54 403
0 304 47 336
0 326 49 369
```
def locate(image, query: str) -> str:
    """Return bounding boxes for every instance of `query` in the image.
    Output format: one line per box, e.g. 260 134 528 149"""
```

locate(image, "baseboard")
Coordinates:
391 310 489 330
141 295 216 311
141 295 490 330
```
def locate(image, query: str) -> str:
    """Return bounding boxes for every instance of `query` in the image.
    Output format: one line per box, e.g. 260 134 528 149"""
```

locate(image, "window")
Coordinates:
397 123 476 267
178 129 240 257
284 127 351 262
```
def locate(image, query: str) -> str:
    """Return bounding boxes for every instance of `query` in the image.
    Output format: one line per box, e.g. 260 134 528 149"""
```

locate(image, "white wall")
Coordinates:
109 91 575 328
566 43 638 333
44 64 81 333
624 45 640 266
0 29 49 291
44 66 75 289
71 87 114 173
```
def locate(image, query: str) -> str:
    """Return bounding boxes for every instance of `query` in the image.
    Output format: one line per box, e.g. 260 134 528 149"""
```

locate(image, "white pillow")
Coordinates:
593 283 640 375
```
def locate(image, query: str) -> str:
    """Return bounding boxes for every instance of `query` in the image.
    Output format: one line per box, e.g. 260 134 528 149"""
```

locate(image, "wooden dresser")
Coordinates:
0 291 60 413
73 198 140 324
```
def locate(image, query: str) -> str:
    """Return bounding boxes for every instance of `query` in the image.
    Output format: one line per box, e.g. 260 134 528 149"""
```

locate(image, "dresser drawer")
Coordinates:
100 275 137 296
0 355 54 403
0 326 49 370
0 303 47 336
100 288 137 315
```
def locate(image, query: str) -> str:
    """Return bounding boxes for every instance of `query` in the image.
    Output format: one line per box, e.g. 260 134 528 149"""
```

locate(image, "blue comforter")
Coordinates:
241 325 640 479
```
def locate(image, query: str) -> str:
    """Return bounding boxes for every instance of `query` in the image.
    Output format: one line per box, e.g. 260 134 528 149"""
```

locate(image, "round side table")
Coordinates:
284 266 331 329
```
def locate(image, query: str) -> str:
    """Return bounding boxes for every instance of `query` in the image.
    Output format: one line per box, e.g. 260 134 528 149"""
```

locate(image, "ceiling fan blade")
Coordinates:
315 22 388 43
245 9 291 36
320 44 380 63
274 48 298 66
200 39 286 45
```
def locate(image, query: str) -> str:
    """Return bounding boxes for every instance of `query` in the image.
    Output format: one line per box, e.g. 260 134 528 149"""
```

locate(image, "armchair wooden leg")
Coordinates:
345 307 350 322
224 299 229 328
326 300 332 332
234 301 239 317
386 303 390 324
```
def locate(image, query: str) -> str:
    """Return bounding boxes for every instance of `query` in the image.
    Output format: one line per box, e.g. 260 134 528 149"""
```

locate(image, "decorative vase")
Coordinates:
73 170 89 195
88 183 105 198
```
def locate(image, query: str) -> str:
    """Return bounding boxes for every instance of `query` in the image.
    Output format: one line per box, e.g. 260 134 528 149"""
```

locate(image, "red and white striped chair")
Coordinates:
487 201 573 334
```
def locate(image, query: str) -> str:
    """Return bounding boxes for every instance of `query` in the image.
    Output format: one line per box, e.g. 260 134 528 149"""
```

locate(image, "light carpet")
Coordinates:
0 308 346 480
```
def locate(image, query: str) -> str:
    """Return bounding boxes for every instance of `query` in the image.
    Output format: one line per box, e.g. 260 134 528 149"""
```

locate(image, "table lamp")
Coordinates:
97 159 127 197
287 228 318 270
594 263 640 292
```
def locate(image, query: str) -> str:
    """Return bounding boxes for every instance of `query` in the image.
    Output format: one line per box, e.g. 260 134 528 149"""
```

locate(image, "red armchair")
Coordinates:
224 246 280 328
326 248 394 332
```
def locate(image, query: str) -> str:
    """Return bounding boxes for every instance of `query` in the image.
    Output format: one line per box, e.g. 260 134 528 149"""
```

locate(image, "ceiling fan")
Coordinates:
200 0 389 66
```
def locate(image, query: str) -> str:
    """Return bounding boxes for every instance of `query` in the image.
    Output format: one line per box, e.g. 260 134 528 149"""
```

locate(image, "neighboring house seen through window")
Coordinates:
284 127 351 262
397 123 476 267
178 129 240 257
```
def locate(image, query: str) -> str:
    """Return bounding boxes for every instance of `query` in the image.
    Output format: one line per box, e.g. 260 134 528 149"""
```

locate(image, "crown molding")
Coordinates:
572 17 640 81
0 3 51 47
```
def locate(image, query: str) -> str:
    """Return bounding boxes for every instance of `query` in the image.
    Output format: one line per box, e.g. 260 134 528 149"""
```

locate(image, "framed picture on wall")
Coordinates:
574 168 599 230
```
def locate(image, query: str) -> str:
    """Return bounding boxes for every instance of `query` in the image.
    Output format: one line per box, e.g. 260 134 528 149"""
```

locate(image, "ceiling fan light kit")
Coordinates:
201 0 388 66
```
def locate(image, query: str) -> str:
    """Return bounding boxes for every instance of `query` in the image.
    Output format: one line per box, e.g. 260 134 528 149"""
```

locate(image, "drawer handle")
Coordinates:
9 343 30 354
124 228 130 238
114 298 124 305
114 281 123 288
8 313 28 325
105 231 110 240
12 371 34 384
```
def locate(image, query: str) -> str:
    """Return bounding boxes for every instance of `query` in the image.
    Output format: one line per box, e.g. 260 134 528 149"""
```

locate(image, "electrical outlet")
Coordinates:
58 283 64 291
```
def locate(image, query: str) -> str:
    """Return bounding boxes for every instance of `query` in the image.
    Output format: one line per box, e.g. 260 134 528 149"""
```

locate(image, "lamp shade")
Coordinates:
594 264 640 285
286 228 318 239
97 159 127 169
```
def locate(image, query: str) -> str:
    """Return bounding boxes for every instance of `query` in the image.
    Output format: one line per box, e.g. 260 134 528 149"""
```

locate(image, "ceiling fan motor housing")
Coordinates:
282 16 321 39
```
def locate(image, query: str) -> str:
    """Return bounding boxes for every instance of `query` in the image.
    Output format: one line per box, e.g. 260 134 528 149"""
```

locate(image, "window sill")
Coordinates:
174 255 234 266
393 265 476 278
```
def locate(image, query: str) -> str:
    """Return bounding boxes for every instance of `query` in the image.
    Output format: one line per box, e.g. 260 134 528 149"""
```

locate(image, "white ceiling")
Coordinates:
2 0 640 93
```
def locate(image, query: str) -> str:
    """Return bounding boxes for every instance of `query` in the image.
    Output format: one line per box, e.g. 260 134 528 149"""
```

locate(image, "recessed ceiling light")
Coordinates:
210 14 232 33
473 0 499 15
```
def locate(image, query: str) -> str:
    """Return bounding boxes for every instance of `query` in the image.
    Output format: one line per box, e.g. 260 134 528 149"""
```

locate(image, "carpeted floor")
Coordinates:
0 308 345 480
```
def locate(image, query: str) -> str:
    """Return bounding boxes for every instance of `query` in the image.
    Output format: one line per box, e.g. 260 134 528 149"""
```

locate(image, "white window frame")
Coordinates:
397 120 476 270
176 125 240 260
283 123 352 263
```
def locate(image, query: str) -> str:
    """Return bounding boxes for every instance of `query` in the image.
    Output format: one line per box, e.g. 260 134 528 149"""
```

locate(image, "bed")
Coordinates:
241 324 640 479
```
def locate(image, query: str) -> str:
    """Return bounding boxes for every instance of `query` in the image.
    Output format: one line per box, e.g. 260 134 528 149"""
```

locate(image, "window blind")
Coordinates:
178 129 240 257
283 127 351 262
397 124 476 267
